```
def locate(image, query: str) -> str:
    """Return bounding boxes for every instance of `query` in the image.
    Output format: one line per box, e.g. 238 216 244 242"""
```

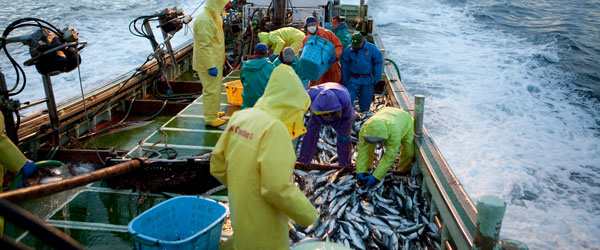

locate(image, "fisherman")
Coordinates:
272 47 308 88
331 16 351 49
341 32 383 112
240 43 276 109
298 82 354 166
210 64 317 249
356 107 415 188
1 113 38 234
258 27 305 61
192 0 231 127
302 16 343 85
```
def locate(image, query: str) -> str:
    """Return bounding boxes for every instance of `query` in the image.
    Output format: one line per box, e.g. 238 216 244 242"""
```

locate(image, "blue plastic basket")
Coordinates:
128 196 228 250
300 35 335 81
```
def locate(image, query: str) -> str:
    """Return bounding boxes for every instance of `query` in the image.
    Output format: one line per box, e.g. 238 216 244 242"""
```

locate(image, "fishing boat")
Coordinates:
0 0 527 249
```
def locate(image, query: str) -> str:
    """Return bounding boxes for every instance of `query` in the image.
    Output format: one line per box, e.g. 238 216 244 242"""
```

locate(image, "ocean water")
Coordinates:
370 0 600 249
2 0 599 249
0 0 200 106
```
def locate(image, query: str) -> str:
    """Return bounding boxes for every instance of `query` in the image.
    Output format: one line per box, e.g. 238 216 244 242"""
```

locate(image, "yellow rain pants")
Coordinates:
193 0 229 124
0 112 28 234
356 107 415 179
211 64 316 249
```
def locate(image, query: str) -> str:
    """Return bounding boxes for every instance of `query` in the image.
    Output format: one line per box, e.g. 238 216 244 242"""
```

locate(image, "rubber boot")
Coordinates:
207 118 227 127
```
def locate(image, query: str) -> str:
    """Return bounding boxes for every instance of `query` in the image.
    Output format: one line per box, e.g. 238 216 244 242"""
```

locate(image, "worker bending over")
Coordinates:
210 64 317 249
1 113 37 234
193 0 230 127
302 16 343 85
341 32 383 112
258 27 305 61
356 107 415 188
240 43 275 109
299 82 354 166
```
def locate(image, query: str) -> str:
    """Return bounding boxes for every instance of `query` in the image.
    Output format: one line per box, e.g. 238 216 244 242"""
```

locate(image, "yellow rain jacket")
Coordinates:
356 107 415 179
258 27 305 56
210 64 316 249
0 113 28 234
192 0 229 124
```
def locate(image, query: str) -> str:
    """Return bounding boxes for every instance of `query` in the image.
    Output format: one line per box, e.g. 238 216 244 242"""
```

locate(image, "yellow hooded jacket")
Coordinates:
210 64 316 249
192 0 229 72
356 107 415 179
0 113 28 234
0 113 27 190
258 27 305 56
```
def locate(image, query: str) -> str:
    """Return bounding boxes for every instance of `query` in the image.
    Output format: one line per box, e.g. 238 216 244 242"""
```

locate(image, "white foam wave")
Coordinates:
373 0 600 248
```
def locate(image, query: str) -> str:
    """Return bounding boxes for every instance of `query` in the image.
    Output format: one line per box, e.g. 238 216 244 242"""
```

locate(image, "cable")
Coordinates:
1 18 66 97
190 0 208 16
75 41 105 165
89 55 152 119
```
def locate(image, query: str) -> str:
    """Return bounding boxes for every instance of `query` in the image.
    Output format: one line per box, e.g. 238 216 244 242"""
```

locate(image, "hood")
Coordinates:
243 57 269 71
361 118 389 140
335 22 347 31
255 64 310 139
205 0 229 14
310 89 341 113
258 32 270 45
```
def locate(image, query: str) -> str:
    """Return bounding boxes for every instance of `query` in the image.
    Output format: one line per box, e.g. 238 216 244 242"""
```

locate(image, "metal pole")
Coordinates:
160 31 178 69
41 74 60 132
0 70 19 144
0 159 143 203
473 195 506 250
273 0 287 28
143 20 159 52
414 95 424 137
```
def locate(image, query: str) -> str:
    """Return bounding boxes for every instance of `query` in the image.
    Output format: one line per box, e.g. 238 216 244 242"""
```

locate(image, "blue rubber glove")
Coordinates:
357 173 368 186
363 175 379 188
269 54 277 62
208 67 218 77
21 160 37 178
328 55 337 64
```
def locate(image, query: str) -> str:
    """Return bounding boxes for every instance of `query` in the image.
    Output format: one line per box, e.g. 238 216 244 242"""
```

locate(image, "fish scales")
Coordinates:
291 169 441 249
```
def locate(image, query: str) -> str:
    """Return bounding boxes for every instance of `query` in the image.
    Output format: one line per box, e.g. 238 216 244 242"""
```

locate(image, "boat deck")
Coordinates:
9 74 245 248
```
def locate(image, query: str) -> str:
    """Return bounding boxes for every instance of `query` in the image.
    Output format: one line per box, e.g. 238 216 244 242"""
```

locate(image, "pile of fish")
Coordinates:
290 168 441 250
299 95 392 165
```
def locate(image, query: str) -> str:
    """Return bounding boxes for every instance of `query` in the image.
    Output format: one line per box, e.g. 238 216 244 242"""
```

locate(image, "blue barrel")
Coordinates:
300 35 335 81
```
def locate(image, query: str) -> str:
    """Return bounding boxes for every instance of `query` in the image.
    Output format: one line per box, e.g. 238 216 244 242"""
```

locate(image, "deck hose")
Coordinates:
385 58 402 82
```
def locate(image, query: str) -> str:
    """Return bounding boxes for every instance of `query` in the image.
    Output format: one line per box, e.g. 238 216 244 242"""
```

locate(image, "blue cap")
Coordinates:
253 43 267 53
304 16 317 28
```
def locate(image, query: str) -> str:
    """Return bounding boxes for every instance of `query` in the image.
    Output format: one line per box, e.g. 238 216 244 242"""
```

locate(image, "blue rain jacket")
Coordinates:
240 57 276 109
340 41 383 86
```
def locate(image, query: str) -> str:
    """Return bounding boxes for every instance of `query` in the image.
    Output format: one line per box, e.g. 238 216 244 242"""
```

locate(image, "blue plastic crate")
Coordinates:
300 35 335 81
128 196 228 250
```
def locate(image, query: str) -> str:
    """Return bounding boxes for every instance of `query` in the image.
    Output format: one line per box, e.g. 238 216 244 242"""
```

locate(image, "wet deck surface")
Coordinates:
11 73 241 248
124 71 241 159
